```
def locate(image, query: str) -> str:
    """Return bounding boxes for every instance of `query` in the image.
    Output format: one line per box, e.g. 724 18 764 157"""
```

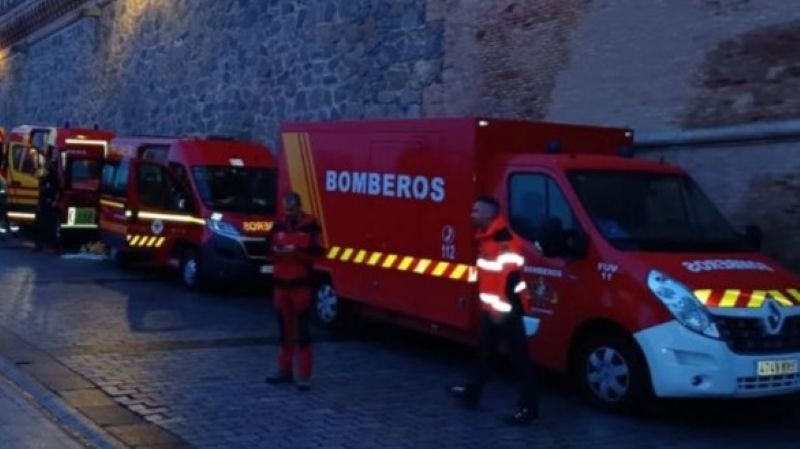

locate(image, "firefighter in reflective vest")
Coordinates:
450 195 539 425
265 191 325 391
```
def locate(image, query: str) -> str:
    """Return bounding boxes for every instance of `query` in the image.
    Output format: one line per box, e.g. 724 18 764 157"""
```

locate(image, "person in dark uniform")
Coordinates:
0 175 8 239
265 192 325 390
449 195 539 425
33 159 60 253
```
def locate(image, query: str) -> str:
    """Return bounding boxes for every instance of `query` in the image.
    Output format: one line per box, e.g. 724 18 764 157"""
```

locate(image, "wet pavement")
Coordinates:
0 235 799 448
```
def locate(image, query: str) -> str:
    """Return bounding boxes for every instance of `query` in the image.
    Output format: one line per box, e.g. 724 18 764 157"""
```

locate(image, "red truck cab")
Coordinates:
278 118 800 411
0 125 114 243
99 136 278 288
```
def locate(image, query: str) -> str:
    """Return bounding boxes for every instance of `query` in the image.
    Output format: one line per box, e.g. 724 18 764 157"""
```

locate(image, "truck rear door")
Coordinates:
6 143 42 221
99 159 131 249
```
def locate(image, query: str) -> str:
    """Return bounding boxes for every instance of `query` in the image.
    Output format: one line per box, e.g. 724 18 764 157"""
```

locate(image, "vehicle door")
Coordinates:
126 159 201 253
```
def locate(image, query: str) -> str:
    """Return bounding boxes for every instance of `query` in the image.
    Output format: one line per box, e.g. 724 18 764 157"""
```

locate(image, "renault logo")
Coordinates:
763 298 785 335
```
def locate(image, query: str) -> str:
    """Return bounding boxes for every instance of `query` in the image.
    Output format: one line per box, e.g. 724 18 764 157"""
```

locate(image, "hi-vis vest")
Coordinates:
473 217 527 315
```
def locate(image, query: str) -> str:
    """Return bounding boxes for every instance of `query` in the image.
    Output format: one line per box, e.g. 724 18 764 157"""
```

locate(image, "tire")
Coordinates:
575 333 653 414
109 247 128 267
181 248 204 290
312 275 348 329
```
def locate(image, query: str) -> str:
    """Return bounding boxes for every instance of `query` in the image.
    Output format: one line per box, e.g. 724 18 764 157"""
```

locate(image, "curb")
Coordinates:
0 357 127 449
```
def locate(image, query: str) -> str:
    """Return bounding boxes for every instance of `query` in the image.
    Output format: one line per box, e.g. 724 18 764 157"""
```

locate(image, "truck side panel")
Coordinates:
280 123 480 331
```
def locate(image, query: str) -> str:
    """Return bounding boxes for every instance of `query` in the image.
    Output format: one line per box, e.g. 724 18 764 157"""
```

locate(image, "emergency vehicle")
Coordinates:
99 136 278 288
278 118 800 411
0 125 115 243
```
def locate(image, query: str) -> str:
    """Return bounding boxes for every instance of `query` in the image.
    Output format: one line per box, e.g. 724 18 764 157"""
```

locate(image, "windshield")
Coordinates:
567 170 750 252
192 166 277 214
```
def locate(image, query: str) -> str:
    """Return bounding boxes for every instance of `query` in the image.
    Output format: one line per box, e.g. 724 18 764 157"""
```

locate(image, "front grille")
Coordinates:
242 239 268 258
715 315 800 355
738 374 800 392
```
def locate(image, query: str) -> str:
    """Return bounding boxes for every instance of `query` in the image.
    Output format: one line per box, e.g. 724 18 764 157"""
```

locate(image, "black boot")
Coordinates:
265 371 293 384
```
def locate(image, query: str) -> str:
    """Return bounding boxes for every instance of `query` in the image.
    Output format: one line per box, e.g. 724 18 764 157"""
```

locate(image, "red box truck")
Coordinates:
277 117 800 410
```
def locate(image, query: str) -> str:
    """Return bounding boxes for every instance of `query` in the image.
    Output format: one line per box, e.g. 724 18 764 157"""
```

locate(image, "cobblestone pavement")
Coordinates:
1 237 799 448
0 371 85 448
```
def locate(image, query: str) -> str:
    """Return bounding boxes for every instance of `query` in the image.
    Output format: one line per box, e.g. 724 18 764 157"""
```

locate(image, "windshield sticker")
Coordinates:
598 262 619 281
683 259 774 273
524 265 563 278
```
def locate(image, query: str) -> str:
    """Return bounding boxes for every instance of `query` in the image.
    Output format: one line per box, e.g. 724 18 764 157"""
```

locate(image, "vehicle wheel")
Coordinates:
109 247 127 266
181 249 204 290
313 275 347 329
575 333 653 414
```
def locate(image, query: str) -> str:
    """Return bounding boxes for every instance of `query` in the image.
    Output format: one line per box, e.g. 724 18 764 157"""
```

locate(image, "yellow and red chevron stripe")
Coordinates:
127 234 166 248
326 246 477 283
694 289 800 308
282 132 329 248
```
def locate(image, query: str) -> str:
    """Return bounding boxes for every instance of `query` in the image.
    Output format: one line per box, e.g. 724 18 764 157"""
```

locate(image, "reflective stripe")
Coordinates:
479 293 512 313
138 211 206 225
476 252 525 271
514 281 527 294
467 267 478 282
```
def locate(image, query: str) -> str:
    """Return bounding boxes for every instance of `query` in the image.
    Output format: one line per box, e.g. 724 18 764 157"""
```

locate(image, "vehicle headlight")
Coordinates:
208 219 240 237
647 269 719 339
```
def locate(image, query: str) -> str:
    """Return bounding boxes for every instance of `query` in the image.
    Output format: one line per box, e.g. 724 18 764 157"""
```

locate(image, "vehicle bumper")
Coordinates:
201 234 273 282
634 320 800 398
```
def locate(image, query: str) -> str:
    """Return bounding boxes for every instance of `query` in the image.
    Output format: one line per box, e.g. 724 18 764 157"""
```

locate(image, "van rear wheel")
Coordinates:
313 275 348 330
575 333 652 414
181 249 203 290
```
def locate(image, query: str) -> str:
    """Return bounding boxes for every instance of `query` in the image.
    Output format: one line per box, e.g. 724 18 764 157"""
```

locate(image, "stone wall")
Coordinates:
0 0 443 150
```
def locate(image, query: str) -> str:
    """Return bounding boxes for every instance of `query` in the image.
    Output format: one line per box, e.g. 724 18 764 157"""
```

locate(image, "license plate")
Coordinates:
260 265 273 274
757 360 799 377
74 208 95 225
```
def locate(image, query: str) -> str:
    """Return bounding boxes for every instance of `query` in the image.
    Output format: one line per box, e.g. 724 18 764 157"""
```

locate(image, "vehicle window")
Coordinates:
68 159 101 191
169 162 189 188
509 174 546 243
101 163 118 195
191 166 277 214
114 161 129 196
509 173 578 243
20 148 42 176
30 130 49 152
568 170 747 252
11 145 25 170
137 163 182 211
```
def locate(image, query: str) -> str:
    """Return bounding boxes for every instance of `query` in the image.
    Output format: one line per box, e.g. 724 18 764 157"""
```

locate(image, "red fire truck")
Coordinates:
0 125 115 243
99 136 278 288
277 117 800 410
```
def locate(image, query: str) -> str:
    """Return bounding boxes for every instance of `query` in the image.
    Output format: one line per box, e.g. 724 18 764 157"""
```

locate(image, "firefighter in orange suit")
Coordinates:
265 192 325 391
450 195 539 425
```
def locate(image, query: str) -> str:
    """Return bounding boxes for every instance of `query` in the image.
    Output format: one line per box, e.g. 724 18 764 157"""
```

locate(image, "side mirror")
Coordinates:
745 224 762 251
537 217 567 258
537 216 589 260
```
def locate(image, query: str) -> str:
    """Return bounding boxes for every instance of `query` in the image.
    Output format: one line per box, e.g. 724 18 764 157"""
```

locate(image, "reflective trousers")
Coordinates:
274 285 313 380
